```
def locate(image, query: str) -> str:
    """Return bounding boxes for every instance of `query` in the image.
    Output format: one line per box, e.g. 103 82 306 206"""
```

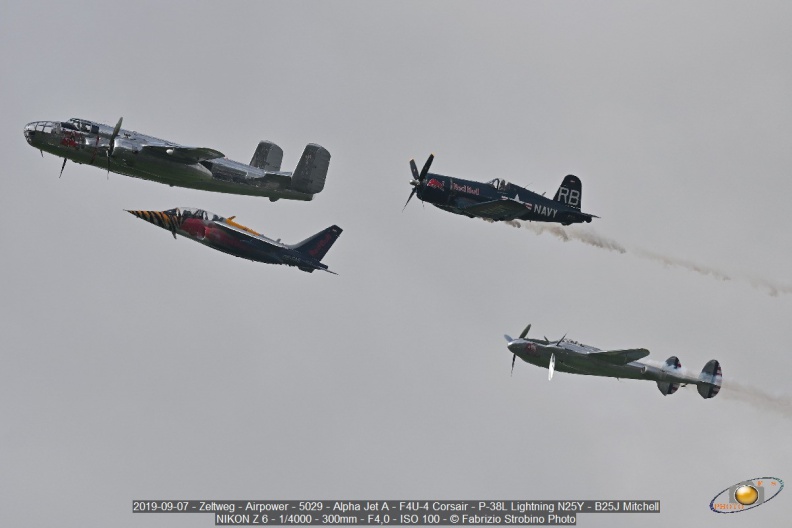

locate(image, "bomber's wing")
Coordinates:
588 348 650 365
212 220 282 251
459 197 532 220
141 145 225 163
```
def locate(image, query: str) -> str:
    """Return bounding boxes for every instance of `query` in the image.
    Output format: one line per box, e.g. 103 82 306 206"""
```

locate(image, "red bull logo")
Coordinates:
426 178 444 189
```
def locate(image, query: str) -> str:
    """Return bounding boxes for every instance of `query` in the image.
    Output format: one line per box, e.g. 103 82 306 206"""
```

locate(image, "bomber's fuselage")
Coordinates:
24 119 312 200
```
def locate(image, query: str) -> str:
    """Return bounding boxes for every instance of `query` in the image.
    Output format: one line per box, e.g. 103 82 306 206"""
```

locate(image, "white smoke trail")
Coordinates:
719 380 792 418
490 220 792 297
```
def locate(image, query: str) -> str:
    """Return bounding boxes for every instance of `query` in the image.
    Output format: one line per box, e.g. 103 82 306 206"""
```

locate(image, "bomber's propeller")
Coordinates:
403 154 434 210
548 353 556 381
519 324 532 339
106 117 123 178
59 158 67 178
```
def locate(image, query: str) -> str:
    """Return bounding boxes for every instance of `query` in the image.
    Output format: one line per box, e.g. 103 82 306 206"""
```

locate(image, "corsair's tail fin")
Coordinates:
250 141 283 171
290 225 342 262
290 144 330 194
552 175 582 210
697 360 722 399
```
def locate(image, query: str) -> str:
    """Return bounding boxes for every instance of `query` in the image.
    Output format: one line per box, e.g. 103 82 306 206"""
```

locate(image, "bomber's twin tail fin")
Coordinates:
290 225 343 262
291 144 331 194
250 141 283 171
553 174 582 210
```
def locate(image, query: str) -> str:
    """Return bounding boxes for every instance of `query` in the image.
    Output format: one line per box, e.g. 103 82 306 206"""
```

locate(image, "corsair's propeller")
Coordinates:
403 154 434 210
106 117 123 178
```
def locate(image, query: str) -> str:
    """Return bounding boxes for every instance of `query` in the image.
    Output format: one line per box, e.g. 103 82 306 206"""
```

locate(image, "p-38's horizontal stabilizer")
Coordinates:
141 145 225 163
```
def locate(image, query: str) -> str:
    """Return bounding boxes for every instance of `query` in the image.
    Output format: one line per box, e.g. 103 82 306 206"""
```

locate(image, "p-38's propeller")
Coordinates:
403 154 434 210
509 323 532 376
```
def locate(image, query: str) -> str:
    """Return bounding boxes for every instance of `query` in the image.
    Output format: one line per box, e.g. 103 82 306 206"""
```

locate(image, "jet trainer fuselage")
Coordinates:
24 118 330 201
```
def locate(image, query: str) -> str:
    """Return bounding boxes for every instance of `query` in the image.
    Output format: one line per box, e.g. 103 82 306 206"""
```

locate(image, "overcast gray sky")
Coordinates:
1 1 791 527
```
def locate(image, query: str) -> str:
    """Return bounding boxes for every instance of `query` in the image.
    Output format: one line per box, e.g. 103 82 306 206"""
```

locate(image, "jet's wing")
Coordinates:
588 348 650 365
459 198 531 220
141 145 225 163
212 221 282 251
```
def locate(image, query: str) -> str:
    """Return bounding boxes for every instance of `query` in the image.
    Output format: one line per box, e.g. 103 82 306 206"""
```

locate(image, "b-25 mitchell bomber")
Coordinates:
24 118 329 201
404 155 597 225
128 208 342 274
505 324 722 398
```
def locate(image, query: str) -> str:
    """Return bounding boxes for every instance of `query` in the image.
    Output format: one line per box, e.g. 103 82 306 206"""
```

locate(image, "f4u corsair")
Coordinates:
404 155 597 225
505 325 722 398
128 208 341 274
24 117 329 201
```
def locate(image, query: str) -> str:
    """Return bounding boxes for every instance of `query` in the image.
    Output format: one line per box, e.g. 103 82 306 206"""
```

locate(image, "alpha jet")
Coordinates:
128 207 342 273
504 324 722 398
24 117 329 201
404 155 597 225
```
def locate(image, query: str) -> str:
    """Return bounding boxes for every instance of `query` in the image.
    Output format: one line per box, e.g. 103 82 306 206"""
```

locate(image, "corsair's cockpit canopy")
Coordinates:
487 178 511 191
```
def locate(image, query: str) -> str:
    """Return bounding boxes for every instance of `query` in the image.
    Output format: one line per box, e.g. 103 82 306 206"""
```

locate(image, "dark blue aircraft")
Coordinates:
404 155 597 225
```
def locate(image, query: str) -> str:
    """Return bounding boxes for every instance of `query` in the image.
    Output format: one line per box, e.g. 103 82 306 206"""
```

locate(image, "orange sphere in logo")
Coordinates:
734 485 759 505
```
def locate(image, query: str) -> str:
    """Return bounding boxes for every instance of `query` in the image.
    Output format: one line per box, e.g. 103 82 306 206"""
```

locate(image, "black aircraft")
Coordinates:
403 155 597 225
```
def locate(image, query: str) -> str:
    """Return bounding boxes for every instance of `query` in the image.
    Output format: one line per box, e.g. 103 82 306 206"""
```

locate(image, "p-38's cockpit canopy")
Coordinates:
164 207 222 221
487 178 511 191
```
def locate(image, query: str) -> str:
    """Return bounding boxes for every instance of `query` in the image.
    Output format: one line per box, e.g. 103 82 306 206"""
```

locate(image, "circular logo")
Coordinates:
734 485 759 506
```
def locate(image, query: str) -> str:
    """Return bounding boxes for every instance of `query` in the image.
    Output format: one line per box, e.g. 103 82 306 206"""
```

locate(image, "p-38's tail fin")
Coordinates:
697 360 723 399
249 140 283 171
553 174 582 210
290 225 343 262
291 144 331 195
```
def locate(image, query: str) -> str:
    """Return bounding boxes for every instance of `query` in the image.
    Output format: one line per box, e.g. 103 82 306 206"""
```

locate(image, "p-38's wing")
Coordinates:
141 145 226 163
459 197 531 220
587 348 650 365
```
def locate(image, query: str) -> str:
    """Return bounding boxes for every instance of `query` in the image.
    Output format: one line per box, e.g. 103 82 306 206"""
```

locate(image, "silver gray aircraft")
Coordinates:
505 324 722 398
23 117 329 201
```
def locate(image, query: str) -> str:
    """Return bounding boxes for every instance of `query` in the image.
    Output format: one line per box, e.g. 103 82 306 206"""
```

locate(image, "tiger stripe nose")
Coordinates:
126 209 179 231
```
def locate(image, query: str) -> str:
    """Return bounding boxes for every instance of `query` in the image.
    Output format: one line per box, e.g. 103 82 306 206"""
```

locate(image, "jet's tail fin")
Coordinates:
552 175 582 210
697 360 722 399
291 144 330 194
250 141 283 171
290 225 342 262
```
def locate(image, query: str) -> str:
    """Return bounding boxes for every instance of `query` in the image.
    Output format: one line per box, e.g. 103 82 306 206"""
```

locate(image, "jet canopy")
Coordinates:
487 178 511 191
164 207 222 221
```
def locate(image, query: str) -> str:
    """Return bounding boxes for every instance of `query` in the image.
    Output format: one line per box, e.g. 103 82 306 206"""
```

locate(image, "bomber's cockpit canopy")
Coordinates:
487 178 511 191
64 118 99 134
164 207 222 221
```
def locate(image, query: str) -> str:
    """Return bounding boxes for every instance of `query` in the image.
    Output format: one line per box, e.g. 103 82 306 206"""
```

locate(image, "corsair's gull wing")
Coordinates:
588 348 650 365
141 145 225 163
458 198 531 220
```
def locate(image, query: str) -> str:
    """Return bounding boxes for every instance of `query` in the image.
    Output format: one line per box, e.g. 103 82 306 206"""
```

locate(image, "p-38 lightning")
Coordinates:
128 208 342 273
404 155 597 225
24 117 329 201
505 324 722 398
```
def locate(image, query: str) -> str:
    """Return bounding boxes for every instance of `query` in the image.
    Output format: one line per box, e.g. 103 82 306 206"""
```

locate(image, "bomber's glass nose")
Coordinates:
24 121 57 142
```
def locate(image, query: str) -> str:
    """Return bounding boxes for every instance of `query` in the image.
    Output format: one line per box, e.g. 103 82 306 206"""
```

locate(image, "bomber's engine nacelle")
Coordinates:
111 138 142 165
